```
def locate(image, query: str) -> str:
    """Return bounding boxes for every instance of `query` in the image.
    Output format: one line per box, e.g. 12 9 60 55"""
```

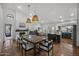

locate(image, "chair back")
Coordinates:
19 32 25 37
48 34 54 41
21 37 27 44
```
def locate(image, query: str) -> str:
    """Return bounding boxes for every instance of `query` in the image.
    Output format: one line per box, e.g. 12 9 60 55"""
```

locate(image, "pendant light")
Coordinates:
32 15 39 22
26 18 31 23
26 4 31 23
32 4 39 22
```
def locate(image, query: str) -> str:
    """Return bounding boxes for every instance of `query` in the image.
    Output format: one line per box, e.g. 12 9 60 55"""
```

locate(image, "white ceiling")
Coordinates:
1 3 77 24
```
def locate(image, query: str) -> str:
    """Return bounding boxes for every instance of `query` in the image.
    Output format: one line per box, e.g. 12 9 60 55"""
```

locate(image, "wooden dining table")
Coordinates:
22 35 46 55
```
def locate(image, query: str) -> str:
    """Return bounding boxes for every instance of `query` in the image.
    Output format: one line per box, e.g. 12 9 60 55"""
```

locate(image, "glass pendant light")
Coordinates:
26 18 31 23
32 4 39 22
26 4 31 23
32 15 39 22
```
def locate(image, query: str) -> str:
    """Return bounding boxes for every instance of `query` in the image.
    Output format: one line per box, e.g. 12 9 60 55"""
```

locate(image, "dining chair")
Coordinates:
17 36 22 51
21 38 34 56
39 39 53 56
17 32 25 51
48 34 56 43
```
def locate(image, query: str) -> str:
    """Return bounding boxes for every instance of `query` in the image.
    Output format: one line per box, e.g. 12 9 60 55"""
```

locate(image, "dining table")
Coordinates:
22 35 46 55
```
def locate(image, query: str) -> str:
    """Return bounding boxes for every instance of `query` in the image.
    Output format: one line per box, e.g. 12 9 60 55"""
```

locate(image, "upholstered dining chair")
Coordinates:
17 37 22 50
17 32 25 51
39 39 53 56
21 38 34 56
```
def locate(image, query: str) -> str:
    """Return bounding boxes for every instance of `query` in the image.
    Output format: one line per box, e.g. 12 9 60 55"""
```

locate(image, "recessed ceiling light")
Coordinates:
61 19 64 22
70 13 74 16
7 16 10 19
59 16 62 18
17 6 22 9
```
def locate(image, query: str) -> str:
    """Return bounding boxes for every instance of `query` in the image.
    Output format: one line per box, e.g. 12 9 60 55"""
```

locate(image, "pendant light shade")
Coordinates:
26 4 31 24
32 4 39 22
26 18 31 23
32 15 39 22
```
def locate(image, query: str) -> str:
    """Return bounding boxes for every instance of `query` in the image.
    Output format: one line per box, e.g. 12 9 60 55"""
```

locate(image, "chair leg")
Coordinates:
48 52 49 56
22 48 23 56
19 44 20 50
52 49 53 55
25 50 27 56
39 49 41 54
20 44 22 51
19 43 21 51
18 43 20 50
17 41 18 48
39 48 41 56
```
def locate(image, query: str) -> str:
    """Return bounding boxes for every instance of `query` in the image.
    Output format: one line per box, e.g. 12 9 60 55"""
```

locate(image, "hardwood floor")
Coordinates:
0 39 79 56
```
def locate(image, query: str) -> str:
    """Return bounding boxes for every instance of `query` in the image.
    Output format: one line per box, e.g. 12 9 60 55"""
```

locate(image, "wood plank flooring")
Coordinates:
0 39 79 56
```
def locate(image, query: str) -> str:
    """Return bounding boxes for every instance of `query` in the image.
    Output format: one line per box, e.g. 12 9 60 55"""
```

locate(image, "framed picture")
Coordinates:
5 24 12 37
19 23 26 28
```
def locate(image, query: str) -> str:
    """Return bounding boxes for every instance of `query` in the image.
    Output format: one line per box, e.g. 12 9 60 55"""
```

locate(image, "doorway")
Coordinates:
60 25 76 55
61 25 73 45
